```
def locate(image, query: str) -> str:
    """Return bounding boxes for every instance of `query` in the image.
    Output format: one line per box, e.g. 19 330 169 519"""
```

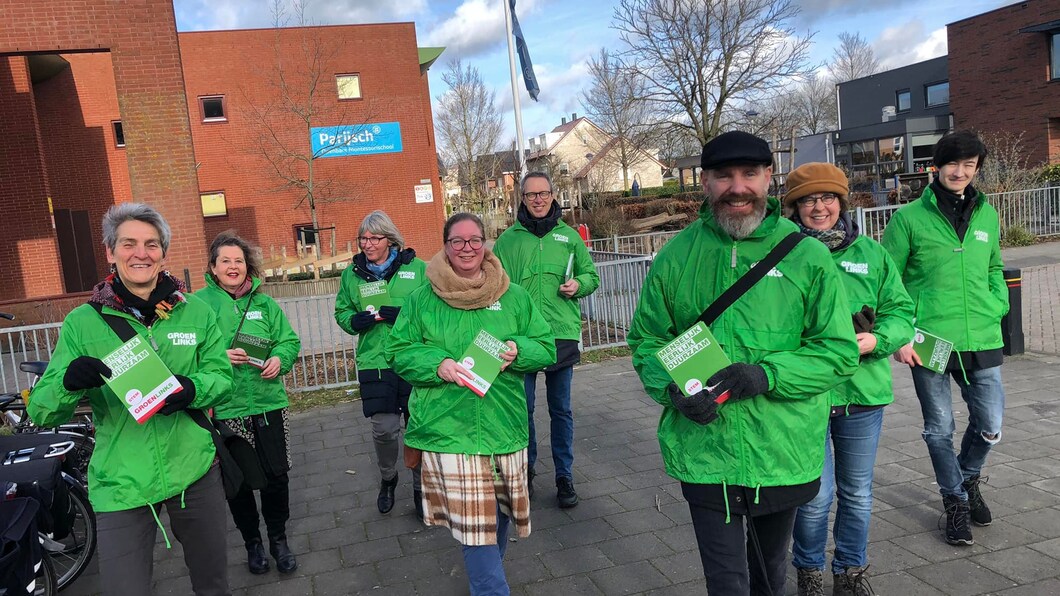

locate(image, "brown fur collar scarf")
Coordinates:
425 249 510 310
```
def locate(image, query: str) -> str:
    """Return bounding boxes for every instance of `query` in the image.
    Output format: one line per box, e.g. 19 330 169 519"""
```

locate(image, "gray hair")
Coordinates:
358 210 405 250
102 202 172 255
520 171 553 196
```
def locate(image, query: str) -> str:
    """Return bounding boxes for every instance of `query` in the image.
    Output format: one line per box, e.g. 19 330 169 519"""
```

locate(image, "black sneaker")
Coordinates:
557 477 578 508
962 474 992 526
377 476 398 514
527 467 536 500
942 495 974 546
833 566 875 596
796 567 824 596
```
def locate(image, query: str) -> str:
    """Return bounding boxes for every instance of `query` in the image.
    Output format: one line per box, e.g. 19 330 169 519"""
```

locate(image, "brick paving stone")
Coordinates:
588 559 672 594
908 558 1016 594
971 545 1060 583
538 544 613 577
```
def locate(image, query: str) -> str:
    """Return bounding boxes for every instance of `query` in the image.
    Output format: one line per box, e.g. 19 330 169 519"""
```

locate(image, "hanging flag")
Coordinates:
509 0 540 101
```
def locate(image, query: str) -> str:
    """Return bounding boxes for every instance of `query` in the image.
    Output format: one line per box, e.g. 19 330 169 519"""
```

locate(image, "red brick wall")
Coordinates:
33 53 133 282
949 1 1060 165
179 24 446 274
0 57 62 300
0 0 204 297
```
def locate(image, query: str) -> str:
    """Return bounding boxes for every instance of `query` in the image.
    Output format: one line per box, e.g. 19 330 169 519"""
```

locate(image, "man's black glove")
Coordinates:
667 383 719 425
63 356 111 392
350 310 377 332
160 375 196 415
852 305 876 334
706 363 769 403
378 306 401 323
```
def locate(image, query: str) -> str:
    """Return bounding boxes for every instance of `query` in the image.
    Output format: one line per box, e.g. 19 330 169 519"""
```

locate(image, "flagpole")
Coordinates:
504 0 527 180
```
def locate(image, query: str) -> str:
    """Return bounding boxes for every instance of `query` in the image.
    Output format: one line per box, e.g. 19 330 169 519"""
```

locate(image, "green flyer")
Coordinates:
101 335 181 424
232 332 273 367
457 329 511 397
913 328 954 374
656 322 731 397
358 280 391 320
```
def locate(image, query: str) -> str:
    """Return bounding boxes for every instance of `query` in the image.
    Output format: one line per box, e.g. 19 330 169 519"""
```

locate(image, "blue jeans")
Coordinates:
461 508 511 595
911 365 1005 498
792 408 884 574
525 366 574 481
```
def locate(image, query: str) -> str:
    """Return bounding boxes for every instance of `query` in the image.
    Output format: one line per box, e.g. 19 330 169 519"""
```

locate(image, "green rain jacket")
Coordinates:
882 186 1008 352
627 198 859 487
27 297 233 513
829 235 914 407
493 220 600 340
334 250 428 372
194 275 301 419
385 282 556 455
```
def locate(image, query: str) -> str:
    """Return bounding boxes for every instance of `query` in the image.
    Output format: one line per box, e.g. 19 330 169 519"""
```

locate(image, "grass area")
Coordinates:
580 346 631 365
288 385 359 413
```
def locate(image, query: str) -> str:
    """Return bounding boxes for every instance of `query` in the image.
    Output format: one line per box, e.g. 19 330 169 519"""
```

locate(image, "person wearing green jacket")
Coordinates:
385 213 556 595
883 131 1008 548
334 210 429 517
493 171 600 508
27 203 234 596
627 132 859 596
783 163 914 596
196 231 302 576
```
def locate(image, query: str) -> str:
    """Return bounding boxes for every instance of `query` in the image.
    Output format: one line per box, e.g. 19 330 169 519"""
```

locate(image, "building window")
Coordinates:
850 140 876 165
834 143 850 167
112 121 125 148
199 96 227 122
294 224 317 247
896 89 911 112
1052 33 1059 80
911 133 943 171
336 74 361 100
925 82 949 107
200 191 227 217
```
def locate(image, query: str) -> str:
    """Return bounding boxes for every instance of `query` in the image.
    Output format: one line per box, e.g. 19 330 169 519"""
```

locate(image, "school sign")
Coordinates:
311 122 403 158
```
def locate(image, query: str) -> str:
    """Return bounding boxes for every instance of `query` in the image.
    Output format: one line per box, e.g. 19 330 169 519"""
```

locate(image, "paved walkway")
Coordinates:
62 247 1060 596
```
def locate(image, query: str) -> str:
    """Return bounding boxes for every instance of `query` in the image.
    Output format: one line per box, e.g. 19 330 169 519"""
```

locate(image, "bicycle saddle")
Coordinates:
19 362 48 377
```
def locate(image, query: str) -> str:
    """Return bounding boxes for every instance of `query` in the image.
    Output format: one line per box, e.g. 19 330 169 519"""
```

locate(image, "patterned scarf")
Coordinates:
90 270 187 325
795 212 858 252
425 249 510 310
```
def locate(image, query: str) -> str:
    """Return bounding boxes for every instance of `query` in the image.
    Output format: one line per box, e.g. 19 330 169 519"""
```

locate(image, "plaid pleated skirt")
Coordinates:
420 448 531 546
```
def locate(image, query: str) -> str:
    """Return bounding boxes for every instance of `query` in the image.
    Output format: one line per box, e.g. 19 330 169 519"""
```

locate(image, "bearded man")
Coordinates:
627 131 859 595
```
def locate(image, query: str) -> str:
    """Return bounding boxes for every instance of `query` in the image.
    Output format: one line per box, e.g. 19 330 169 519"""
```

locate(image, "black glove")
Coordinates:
159 375 196 415
706 363 769 403
852 305 876 334
378 305 401 323
667 383 719 425
63 356 111 392
350 310 378 332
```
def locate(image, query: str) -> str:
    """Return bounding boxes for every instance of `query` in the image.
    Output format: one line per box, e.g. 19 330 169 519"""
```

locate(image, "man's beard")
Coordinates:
709 193 767 240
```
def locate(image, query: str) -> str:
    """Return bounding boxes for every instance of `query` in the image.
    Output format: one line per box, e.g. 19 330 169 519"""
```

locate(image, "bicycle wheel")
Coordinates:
34 552 58 596
48 480 96 590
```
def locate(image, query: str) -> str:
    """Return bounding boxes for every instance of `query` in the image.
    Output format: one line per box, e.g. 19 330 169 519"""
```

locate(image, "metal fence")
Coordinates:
579 256 654 350
0 323 61 394
588 231 680 254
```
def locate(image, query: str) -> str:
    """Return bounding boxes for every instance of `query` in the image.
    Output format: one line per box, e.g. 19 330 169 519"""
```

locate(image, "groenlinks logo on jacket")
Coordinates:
552 232 569 243
486 301 503 311
398 271 417 280
841 261 869 275
245 311 263 320
974 230 989 243
168 332 197 346
750 261 784 278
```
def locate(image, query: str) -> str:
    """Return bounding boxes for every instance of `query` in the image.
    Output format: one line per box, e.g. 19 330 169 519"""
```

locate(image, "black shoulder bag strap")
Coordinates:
697 232 805 326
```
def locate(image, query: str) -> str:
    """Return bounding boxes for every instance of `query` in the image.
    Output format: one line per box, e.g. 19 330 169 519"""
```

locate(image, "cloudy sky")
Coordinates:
173 0 1014 142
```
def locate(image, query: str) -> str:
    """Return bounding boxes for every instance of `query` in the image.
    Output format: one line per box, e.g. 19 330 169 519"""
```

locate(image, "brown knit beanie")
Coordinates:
783 163 849 210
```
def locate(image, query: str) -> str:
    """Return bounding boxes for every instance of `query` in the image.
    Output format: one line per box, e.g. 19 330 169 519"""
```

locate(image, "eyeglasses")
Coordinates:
523 190 553 201
446 237 485 251
796 193 839 207
357 236 388 246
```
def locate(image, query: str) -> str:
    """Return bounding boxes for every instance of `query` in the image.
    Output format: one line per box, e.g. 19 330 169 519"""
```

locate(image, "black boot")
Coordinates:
962 474 993 526
245 538 269 575
269 536 298 574
413 489 424 522
377 476 398 514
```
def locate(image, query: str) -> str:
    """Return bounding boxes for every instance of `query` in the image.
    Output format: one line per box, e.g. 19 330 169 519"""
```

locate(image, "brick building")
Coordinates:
0 2 445 303
949 0 1060 165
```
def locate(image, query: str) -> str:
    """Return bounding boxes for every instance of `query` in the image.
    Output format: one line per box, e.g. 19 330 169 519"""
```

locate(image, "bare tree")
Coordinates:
238 0 382 255
790 73 837 134
434 59 504 213
830 32 880 83
612 0 813 145
581 49 657 191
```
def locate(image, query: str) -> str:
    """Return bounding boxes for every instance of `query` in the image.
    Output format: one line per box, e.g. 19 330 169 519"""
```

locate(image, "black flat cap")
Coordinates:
700 131 773 170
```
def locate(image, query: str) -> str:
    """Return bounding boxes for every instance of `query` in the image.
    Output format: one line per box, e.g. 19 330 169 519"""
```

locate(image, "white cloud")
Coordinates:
173 0 427 31
424 0 543 62
874 21 947 70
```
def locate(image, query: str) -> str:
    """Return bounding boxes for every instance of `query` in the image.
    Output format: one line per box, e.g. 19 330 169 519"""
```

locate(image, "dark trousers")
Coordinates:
688 503 798 595
228 469 290 544
96 464 230 596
